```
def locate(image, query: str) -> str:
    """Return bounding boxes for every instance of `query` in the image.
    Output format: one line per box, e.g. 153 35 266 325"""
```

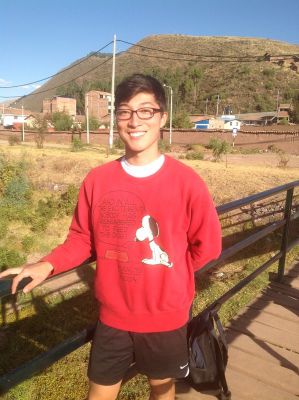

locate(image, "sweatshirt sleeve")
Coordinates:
187 178 222 271
40 177 95 275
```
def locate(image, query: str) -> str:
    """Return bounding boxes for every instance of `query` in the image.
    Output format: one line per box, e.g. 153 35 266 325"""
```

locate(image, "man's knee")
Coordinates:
149 378 175 400
88 379 122 400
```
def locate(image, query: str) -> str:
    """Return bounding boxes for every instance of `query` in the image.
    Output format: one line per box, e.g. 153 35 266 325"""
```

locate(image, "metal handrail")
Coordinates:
0 180 298 393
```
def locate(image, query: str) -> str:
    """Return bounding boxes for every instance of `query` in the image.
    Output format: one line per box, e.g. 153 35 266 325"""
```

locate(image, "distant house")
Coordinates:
24 114 38 128
194 119 210 129
1 114 26 128
194 115 241 130
235 112 277 126
43 96 76 117
221 115 241 130
85 90 112 121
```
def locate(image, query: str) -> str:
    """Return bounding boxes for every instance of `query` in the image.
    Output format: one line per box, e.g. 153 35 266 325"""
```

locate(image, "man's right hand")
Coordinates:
0 262 54 294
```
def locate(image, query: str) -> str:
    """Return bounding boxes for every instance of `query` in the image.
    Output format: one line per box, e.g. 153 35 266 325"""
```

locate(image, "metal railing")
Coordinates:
0 180 298 394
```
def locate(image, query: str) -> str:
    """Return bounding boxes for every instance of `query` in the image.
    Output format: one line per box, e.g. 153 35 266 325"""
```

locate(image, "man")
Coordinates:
0 74 222 400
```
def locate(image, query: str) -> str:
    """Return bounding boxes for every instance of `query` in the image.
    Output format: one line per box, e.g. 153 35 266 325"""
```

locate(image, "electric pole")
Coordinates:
86 93 90 144
276 89 280 120
109 34 116 150
216 95 220 117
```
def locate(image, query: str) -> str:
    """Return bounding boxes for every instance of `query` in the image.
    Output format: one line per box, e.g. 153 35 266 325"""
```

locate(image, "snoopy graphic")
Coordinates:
135 215 173 268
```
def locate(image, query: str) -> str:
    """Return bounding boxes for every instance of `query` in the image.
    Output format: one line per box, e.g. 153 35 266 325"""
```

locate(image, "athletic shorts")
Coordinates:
87 321 189 385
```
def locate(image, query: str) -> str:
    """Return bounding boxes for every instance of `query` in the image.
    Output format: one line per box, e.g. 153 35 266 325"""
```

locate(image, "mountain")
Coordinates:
15 35 299 115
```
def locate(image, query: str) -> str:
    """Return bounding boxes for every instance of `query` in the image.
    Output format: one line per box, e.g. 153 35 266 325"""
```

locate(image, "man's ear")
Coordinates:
160 112 168 129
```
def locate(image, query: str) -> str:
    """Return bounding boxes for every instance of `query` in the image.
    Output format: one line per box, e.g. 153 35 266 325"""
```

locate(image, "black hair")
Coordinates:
115 74 166 112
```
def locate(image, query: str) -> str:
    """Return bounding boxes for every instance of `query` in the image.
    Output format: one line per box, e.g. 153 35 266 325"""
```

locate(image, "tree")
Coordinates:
33 115 48 148
172 111 193 129
82 116 99 131
51 112 73 131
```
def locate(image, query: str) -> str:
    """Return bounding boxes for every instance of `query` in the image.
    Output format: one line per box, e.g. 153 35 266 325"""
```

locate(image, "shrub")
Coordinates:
0 155 32 206
158 139 171 153
207 138 231 161
1 175 31 207
51 111 73 131
277 151 289 168
34 132 46 149
185 151 203 160
113 137 125 150
58 184 79 216
278 118 289 125
22 235 36 252
71 137 84 152
8 134 21 146
0 247 26 270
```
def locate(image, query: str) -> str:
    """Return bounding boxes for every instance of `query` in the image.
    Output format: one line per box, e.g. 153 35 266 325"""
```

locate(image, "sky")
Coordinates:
1 0 299 101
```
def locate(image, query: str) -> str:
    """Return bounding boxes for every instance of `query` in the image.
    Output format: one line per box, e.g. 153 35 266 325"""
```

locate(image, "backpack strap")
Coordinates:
212 313 231 400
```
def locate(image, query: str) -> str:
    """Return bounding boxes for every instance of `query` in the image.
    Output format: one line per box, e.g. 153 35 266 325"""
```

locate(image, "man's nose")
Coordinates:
128 111 140 126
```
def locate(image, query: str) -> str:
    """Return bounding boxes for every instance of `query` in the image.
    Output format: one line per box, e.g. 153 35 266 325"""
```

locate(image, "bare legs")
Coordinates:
87 378 175 400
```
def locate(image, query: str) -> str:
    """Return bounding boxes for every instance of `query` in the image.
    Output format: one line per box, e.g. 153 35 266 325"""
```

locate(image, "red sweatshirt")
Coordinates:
42 156 221 332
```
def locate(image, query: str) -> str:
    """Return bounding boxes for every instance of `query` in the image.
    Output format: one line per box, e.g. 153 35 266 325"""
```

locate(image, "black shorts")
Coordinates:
87 321 189 385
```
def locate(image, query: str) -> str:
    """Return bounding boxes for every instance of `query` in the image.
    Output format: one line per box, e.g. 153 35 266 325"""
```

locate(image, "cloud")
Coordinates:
21 84 42 90
0 78 12 85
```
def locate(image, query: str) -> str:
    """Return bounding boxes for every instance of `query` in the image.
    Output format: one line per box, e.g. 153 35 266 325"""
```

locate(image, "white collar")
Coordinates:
120 155 165 178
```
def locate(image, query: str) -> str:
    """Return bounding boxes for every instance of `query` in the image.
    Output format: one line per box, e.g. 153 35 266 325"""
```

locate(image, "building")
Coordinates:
85 90 112 121
43 96 76 116
0 106 31 128
194 115 241 130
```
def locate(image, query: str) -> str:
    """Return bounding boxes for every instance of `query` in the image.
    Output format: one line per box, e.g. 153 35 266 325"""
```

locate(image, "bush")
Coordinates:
185 151 203 160
113 137 125 150
0 155 32 207
71 137 84 152
8 134 21 146
34 131 46 149
83 116 99 131
22 235 36 252
277 151 289 168
51 111 73 131
207 138 231 161
0 247 26 270
158 139 171 153
57 184 79 216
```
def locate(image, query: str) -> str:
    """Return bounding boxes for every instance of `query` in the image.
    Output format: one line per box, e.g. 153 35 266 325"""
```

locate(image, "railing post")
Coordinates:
277 187 294 282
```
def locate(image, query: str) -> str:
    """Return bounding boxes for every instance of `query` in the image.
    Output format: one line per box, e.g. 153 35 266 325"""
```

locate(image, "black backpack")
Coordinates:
187 307 231 400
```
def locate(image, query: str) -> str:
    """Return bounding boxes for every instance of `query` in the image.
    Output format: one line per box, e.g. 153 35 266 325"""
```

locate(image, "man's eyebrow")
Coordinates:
118 102 158 108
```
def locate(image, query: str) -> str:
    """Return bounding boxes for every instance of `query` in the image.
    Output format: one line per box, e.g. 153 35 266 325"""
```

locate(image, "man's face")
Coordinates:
116 92 167 163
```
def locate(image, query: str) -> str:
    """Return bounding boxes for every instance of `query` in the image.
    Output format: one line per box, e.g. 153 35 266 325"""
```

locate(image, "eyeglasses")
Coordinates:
115 107 162 120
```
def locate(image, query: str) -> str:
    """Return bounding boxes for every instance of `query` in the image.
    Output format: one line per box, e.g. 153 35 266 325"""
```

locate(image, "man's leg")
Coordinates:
148 378 175 400
88 380 122 400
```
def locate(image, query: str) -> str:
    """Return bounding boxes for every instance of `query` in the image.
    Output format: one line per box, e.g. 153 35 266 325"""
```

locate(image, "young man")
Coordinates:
0 74 222 400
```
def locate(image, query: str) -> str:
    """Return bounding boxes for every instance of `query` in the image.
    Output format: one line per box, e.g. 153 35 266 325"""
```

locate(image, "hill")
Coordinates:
15 34 299 115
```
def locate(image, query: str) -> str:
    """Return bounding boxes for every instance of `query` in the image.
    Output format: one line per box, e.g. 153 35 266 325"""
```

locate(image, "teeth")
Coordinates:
130 132 145 137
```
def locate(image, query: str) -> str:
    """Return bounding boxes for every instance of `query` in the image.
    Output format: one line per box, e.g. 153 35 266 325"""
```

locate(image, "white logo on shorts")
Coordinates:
179 363 189 377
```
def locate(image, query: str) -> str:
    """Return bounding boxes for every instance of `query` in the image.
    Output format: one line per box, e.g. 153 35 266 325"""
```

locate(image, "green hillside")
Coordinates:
15 34 299 116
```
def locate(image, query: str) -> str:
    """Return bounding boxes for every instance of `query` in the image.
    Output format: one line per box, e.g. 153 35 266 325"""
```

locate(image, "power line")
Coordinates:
0 41 113 89
118 39 299 60
0 56 113 99
125 50 267 63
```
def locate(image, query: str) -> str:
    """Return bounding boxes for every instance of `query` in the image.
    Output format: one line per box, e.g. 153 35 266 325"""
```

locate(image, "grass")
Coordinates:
0 142 298 400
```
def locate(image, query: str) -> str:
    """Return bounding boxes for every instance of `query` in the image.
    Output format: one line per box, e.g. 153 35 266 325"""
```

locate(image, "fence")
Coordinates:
0 180 298 394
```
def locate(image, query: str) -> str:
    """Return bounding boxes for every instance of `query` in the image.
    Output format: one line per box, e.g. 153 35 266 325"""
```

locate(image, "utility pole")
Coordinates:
86 93 90 144
109 34 116 150
216 95 220 117
21 105 25 142
276 89 280 120
163 84 173 146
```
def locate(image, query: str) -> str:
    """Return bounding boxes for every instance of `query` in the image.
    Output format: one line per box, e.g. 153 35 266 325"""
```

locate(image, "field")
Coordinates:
0 140 298 400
